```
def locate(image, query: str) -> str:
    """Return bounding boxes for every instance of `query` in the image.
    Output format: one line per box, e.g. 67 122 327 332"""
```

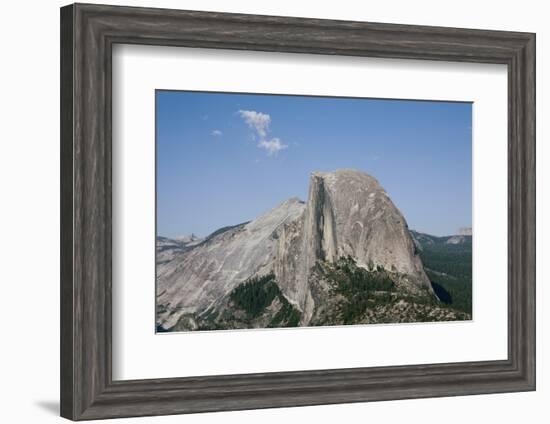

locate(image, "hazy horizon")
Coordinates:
156 91 472 238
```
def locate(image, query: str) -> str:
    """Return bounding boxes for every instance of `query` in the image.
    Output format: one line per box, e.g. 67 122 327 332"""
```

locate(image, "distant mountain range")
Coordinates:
157 169 471 332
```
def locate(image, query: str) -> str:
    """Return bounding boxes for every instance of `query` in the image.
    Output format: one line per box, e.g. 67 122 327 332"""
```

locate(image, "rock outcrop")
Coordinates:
274 170 432 323
458 227 472 236
157 169 435 331
156 198 305 329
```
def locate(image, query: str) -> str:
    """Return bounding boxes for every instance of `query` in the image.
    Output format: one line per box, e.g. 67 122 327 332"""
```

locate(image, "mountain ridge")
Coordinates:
157 169 470 331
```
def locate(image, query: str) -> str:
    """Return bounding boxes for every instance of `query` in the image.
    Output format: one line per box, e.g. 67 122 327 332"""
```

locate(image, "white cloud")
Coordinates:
238 110 271 138
237 109 289 157
258 138 288 155
211 129 222 137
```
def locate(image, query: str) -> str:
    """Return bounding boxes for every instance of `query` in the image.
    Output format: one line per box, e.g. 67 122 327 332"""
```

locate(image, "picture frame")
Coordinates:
60 3 535 421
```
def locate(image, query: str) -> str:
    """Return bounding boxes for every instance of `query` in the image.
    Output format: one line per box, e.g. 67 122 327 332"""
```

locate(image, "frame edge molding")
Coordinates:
60 3 536 420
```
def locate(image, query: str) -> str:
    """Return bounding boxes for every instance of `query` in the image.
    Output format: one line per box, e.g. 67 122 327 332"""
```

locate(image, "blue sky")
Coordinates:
156 91 472 238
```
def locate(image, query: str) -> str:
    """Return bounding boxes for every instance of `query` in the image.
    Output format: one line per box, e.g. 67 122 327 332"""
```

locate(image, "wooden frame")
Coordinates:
60 3 536 420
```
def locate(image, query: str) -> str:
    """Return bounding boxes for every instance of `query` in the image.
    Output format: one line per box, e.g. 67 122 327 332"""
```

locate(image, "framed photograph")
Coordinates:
155 91 473 333
60 3 535 420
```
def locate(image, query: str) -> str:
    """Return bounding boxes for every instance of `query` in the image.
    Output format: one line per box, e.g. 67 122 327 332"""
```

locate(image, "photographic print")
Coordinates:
155 91 472 333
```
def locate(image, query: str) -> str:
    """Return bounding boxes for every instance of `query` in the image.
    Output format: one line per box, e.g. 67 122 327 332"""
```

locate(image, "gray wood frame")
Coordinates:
60 3 536 421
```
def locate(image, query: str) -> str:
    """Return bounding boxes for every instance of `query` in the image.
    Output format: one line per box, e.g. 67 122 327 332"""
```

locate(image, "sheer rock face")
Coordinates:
273 170 431 323
157 169 432 329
